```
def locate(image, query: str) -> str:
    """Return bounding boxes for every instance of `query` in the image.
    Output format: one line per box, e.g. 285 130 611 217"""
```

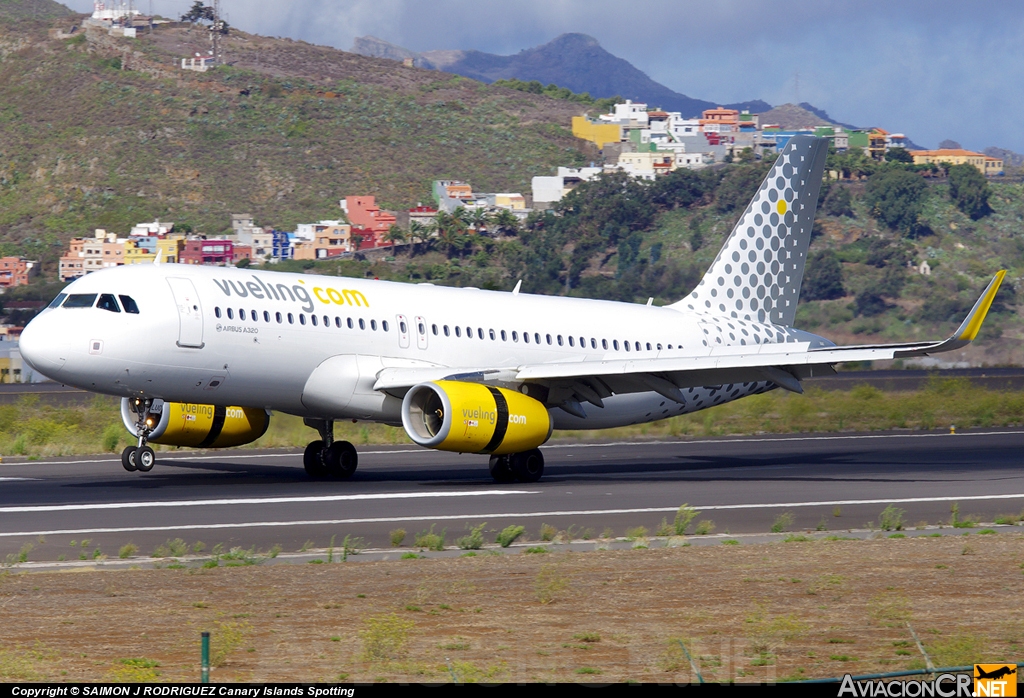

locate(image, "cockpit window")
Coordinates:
96 294 120 313
119 295 140 314
47 293 67 309
63 294 97 308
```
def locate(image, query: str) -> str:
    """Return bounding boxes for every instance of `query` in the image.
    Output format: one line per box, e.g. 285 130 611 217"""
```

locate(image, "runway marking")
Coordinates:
2 492 1023 538
6 429 1024 468
0 489 533 514
0 477 36 482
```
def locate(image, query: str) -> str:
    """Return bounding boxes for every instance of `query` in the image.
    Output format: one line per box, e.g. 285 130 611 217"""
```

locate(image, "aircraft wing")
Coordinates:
375 271 1005 409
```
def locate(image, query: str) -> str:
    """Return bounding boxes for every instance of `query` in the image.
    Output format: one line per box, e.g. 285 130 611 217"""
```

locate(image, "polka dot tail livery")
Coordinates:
671 136 829 327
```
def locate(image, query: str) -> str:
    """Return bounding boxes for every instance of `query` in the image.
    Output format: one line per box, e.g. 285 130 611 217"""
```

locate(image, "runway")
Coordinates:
1 429 1023 561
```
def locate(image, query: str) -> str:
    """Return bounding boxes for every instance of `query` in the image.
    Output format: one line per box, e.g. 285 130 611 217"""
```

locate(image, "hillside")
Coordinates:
352 33 771 117
0 12 592 263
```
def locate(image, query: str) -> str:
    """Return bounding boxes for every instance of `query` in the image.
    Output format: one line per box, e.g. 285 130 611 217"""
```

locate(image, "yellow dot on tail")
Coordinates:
777 200 788 215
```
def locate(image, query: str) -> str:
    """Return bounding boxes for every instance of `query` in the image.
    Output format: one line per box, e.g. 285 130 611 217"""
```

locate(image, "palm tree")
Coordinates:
408 220 427 257
493 209 520 237
382 224 406 255
468 208 490 235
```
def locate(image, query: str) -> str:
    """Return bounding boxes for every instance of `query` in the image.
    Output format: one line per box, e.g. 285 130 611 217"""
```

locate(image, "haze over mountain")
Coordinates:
352 33 771 118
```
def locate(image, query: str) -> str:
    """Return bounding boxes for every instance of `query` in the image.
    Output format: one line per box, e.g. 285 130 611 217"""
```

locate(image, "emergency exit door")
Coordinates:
167 277 205 348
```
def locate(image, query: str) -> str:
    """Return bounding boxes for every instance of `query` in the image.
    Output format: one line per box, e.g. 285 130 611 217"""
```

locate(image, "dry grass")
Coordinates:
1 534 1022 682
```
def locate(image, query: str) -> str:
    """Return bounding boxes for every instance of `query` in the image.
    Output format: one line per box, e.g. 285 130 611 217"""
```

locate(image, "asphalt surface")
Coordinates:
1 430 1023 562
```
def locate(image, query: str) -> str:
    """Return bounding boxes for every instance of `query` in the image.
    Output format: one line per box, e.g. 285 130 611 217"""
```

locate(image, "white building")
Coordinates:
598 100 650 126
130 220 173 236
531 166 603 205
295 220 344 242
89 0 140 23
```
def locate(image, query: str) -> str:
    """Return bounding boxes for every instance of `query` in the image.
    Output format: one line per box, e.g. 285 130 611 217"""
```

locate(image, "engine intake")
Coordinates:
121 398 270 448
401 380 551 455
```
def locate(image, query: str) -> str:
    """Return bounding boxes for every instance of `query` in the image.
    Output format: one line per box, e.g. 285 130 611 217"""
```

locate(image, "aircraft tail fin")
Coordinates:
671 135 829 326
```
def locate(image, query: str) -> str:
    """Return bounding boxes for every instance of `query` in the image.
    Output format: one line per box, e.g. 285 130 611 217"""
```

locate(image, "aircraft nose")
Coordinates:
19 314 66 379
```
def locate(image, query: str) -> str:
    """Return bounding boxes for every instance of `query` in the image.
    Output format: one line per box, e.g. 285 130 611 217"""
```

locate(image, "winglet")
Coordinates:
953 270 1005 342
154 249 163 266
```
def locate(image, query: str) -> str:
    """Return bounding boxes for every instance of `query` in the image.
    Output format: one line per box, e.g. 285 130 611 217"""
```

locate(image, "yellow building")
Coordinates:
491 193 526 210
571 116 622 149
123 237 183 265
910 149 1003 175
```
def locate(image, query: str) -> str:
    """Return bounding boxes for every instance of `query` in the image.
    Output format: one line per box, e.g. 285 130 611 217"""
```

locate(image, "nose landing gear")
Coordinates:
123 398 158 473
302 418 358 480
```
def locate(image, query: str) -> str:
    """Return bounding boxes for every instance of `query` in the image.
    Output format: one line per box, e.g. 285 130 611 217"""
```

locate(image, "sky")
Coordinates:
67 0 1024 153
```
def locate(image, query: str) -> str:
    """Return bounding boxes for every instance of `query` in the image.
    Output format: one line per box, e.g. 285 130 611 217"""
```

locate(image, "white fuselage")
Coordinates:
20 264 819 430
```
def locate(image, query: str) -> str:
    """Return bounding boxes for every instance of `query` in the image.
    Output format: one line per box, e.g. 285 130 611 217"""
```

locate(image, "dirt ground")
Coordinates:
1 533 1022 683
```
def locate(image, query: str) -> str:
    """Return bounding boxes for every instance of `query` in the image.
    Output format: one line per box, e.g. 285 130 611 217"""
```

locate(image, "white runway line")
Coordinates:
2 492 1023 538
0 489 534 514
0 477 36 482
7 428 1024 468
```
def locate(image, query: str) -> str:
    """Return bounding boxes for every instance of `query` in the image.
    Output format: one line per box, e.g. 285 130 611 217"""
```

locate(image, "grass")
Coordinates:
771 512 795 533
359 614 414 662
389 529 406 547
7 379 1024 459
456 523 486 551
414 526 446 552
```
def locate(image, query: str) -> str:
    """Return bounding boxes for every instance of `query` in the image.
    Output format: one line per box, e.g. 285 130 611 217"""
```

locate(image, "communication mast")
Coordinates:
210 0 222 65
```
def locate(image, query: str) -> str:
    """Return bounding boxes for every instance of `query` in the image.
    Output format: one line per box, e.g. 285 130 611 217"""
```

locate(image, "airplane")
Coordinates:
18 136 1005 482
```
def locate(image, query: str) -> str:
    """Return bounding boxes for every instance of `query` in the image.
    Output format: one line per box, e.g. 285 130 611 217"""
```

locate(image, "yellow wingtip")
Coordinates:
958 269 1006 342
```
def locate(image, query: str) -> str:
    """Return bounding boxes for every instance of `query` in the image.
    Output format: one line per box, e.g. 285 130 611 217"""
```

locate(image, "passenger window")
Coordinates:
311 314 318 326
523 332 529 344
382 320 389 332
591 338 597 349
123 293 143 312
417 321 425 334
335 317 342 328
477 328 483 340
568 336 575 347
215 307 222 319
557 335 563 346
63 293 97 308
657 343 663 350
276 312 283 323
466 326 472 338
264 311 271 322
358 319 365 330
512 331 518 342
579 337 586 347
646 342 652 351
534 333 540 344
455 326 462 338
430 323 437 335
546 334 552 345
239 309 246 321
489 329 495 340
667 344 673 349
443 325 450 337
624 341 630 352
635 342 641 351
48 293 67 309
287 313 294 324
96 294 120 313
347 318 354 329
299 314 306 325
227 308 234 320
501 330 507 341
370 320 377 331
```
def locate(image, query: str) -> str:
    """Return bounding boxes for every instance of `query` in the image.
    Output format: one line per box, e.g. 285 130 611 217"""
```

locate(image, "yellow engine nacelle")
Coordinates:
121 398 270 448
401 380 552 455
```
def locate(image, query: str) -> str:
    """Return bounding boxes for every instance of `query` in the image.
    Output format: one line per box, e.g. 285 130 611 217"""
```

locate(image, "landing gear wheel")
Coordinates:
323 441 358 479
135 445 155 472
303 440 328 479
509 449 544 483
121 446 138 472
488 455 515 483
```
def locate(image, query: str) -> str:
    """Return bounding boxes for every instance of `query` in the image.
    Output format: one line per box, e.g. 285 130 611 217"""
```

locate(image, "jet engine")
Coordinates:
401 380 552 455
120 398 270 448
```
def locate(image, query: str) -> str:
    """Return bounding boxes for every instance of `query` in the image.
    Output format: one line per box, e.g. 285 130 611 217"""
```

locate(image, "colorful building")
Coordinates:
0 257 38 288
909 149 1003 175
571 116 622 149
342 196 397 234
180 239 235 265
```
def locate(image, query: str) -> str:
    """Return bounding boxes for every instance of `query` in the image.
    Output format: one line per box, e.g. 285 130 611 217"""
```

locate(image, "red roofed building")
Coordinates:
0 257 38 288
343 196 397 234
180 239 234 265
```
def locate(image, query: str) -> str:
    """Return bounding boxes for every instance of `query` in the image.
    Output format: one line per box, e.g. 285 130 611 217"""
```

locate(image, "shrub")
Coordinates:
359 613 414 662
209 621 250 667
456 523 486 550
414 525 446 551
801 250 845 301
389 528 406 547
535 564 568 604
770 512 795 533
674 504 700 535
495 525 525 548
822 185 854 217
864 169 928 236
118 543 138 559
539 523 557 541
947 163 991 219
152 539 189 558
693 519 715 536
625 526 648 541
101 424 122 452
878 505 905 531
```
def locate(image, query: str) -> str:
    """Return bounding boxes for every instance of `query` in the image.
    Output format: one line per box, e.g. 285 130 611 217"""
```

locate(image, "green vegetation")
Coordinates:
495 525 525 548
878 505 906 531
413 525 446 551
359 614 414 662
492 78 621 113
947 164 992 220
455 523 486 550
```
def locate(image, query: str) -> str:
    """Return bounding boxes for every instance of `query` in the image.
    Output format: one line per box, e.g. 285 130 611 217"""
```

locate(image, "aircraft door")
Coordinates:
396 314 410 349
167 277 205 349
414 315 428 350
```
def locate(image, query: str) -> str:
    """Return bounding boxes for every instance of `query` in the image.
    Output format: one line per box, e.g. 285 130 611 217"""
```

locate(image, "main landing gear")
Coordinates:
122 398 157 473
302 418 358 480
488 448 544 484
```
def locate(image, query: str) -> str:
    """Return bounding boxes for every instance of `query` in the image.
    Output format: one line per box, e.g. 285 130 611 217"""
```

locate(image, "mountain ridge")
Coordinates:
352 33 771 117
